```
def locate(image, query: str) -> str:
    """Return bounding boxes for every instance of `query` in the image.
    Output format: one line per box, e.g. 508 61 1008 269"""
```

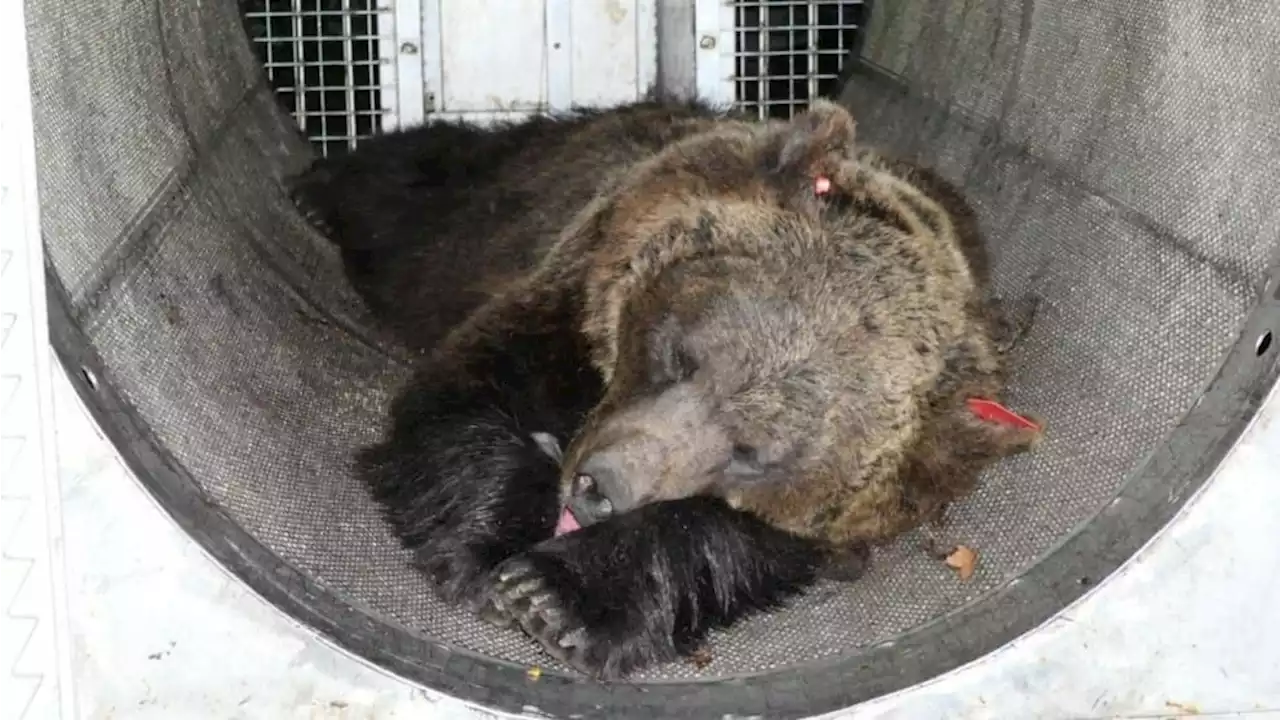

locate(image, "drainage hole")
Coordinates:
1258 331 1273 357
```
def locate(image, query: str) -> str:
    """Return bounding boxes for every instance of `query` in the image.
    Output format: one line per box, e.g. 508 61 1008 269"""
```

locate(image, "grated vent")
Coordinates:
241 0 392 156
732 0 867 119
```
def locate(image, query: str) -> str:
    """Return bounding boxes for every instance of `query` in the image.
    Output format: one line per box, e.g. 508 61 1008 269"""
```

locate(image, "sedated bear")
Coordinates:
290 98 1043 680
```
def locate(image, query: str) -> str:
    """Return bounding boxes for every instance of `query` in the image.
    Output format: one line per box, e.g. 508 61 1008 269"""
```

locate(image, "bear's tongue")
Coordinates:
554 507 581 536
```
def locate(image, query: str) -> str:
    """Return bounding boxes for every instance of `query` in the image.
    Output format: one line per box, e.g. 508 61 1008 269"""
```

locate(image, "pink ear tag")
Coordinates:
814 175 832 195
966 398 1041 431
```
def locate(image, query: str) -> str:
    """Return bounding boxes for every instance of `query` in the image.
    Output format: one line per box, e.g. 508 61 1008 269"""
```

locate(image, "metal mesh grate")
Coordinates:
241 0 392 157
732 0 866 119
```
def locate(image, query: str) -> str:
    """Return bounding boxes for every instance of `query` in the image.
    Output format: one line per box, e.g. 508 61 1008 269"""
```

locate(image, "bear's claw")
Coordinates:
479 557 607 678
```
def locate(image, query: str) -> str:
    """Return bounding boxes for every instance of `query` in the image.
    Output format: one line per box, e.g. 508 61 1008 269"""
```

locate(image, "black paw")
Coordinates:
478 557 610 678
356 410 563 610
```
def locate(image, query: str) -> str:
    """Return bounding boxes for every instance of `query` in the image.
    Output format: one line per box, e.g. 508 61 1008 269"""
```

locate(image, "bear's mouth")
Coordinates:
554 506 581 536
529 430 582 536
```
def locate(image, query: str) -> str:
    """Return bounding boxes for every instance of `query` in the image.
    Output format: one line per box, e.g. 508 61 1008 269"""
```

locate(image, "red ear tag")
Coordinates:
967 398 1040 431
814 175 832 195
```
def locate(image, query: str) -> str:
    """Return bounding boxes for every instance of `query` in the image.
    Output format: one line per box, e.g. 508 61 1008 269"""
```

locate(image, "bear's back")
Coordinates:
291 100 729 352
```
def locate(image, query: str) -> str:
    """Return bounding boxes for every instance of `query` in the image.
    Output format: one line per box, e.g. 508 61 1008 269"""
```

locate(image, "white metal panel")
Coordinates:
439 0 550 113
0 3 76 718
635 0 659 98
570 0 652 107
422 0 445 113
389 0 426 128
430 0 656 122
546 0 574 110
695 0 736 104
657 0 698 100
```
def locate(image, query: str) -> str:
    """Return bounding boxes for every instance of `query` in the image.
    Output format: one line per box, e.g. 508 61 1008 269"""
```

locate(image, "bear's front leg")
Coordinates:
359 392 565 605
359 290 602 606
477 496 827 679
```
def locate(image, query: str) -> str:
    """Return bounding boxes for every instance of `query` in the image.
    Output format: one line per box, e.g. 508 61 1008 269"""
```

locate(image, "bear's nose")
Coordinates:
566 454 629 526
566 473 614 526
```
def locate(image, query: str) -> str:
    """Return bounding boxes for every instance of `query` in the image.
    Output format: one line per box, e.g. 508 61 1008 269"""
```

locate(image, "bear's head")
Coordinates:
553 100 976 531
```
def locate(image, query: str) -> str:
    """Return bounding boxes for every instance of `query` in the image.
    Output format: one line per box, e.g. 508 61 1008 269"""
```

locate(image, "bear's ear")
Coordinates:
768 99 858 177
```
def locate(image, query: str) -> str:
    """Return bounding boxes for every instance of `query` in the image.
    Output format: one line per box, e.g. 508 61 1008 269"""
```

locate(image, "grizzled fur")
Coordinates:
291 98 1041 679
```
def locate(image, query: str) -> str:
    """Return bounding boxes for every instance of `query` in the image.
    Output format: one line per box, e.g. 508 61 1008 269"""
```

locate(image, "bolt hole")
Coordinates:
1258 331 1273 357
81 367 98 390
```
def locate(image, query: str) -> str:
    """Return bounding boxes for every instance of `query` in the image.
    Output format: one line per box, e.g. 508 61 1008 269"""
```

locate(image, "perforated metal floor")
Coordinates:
25 0 1280 718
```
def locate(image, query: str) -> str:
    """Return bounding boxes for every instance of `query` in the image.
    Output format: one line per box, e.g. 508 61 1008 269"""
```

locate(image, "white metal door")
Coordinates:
423 0 658 124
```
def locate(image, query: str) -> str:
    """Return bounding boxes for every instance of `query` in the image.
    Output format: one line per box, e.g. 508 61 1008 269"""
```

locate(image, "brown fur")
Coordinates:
299 98 1047 675
428 100 1041 556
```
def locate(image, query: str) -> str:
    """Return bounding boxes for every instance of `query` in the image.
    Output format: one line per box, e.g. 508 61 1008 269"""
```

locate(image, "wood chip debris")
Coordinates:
944 545 978 580
1164 700 1201 715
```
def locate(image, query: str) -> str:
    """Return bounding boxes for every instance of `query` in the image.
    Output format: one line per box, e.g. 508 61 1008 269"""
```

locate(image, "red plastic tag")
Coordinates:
814 175 832 195
967 398 1040 431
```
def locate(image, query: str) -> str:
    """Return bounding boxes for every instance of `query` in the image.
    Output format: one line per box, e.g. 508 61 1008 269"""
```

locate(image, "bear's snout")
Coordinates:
563 382 736 525
565 461 624 526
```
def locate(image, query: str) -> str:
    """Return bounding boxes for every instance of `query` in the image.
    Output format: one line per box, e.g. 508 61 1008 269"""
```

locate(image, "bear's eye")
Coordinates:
725 443 764 477
672 346 699 381
652 343 697 386
647 342 695 388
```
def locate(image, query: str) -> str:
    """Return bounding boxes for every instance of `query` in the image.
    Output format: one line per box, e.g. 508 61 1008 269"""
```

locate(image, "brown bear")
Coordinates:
290 97 1042 680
